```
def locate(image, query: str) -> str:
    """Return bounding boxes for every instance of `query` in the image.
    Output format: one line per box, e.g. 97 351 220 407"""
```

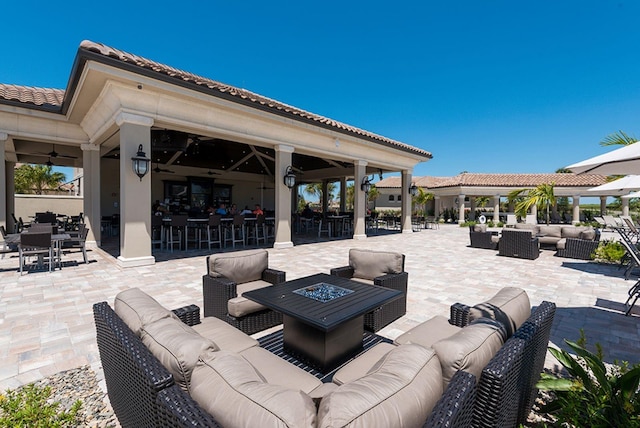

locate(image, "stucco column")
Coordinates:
116 113 155 267
274 144 294 248
340 177 346 212
458 194 466 224
0 133 7 235
469 197 476 221
82 143 101 246
6 161 15 233
531 204 538 223
572 195 581 224
434 196 441 219
493 195 500 224
353 160 368 240
322 180 329 214
600 196 607 215
401 170 413 233
622 197 630 217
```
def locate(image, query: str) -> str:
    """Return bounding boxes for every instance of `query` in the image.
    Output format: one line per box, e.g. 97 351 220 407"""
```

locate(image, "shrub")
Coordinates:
592 240 626 263
0 384 82 427
537 331 640 427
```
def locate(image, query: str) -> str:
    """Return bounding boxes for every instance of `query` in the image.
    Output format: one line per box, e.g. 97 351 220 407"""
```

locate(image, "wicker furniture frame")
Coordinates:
202 259 285 335
498 229 540 260
469 228 498 250
95 300 476 427
330 262 408 332
555 236 600 260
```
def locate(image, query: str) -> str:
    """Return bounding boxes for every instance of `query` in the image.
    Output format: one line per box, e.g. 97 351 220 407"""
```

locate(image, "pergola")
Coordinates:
0 41 432 267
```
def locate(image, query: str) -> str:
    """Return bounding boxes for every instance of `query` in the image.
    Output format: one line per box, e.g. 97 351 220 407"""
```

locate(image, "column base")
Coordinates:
352 234 367 240
273 241 294 249
117 255 156 268
402 228 413 234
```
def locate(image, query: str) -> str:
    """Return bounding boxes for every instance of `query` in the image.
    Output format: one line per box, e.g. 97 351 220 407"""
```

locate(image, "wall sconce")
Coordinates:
409 183 418 196
361 176 372 193
131 144 151 181
283 166 296 189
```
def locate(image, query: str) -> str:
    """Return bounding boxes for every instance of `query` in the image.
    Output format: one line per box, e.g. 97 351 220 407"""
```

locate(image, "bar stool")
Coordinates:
201 215 223 250
151 215 164 250
225 215 246 248
247 214 267 245
166 215 188 252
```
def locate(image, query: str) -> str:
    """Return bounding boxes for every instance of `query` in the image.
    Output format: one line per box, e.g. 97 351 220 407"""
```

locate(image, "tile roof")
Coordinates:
0 84 64 108
376 173 607 189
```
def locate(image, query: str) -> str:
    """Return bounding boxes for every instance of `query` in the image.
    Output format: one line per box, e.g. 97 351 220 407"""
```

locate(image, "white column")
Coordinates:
600 196 607 215
531 204 538 222
469 197 477 221
353 160 368 239
82 143 101 246
401 170 413 233
493 195 500 224
572 195 581 224
116 113 155 267
434 196 441 219
322 180 329 214
622 197 630 217
6 161 15 233
0 133 7 234
340 177 346 212
274 145 294 248
458 194 466 224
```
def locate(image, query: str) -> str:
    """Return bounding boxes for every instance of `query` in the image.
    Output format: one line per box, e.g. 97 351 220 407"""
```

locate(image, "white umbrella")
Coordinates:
622 190 640 199
567 143 640 175
588 175 640 194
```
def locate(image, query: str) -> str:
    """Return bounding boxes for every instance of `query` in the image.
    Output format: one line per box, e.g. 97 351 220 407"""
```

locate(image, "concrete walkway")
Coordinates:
1 224 638 392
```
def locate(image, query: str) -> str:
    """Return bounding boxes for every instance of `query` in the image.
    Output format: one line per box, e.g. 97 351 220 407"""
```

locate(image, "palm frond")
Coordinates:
600 130 638 146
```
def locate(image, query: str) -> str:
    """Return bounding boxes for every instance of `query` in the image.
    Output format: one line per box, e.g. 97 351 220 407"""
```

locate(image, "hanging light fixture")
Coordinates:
283 166 296 189
361 176 372 193
131 144 151 181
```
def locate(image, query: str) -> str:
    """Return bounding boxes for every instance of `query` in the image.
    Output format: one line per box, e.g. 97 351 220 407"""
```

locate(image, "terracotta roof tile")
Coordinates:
77 41 432 159
0 84 64 107
375 173 607 189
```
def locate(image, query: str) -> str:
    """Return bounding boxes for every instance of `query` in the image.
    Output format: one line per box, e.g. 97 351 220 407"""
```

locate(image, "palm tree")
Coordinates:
15 164 66 195
303 182 337 211
509 183 556 225
412 188 434 216
599 130 638 146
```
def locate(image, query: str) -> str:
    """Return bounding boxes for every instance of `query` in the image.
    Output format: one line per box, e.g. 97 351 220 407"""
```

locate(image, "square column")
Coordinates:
339 177 347 212
274 145 294 248
82 143 101 246
401 170 413 233
493 195 500 224
572 195 581 224
353 160 368 240
116 113 155 267
0 133 7 233
600 196 607 215
458 194 466 224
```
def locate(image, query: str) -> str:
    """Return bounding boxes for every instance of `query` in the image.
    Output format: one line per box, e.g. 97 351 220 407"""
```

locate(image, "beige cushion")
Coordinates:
469 287 531 337
580 229 596 240
538 225 561 237
114 288 179 336
208 249 268 284
515 223 539 235
227 279 272 317
473 224 487 232
394 315 462 348
141 317 218 393
191 317 258 353
556 237 567 250
331 342 397 385
539 236 561 245
239 346 323 394
318 344 442 428
191 350 317 428
348 248 404 281
431 321 504 388
561 227 583 239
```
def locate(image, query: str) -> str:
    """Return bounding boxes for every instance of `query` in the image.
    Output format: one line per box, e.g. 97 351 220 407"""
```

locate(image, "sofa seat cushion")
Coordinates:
331 342 397 386
191 350 317 428
468 287 531 337
491 235 500 243
239 346 323 394
538 225 562 237
208 249 268 284
141 317 218 393
227 279 272 317
539 236 561 246
431 320 505 388
114 288 179 336
349 276 374 285
192 317 258 353
348 248 404 281
394 315 462 348
318 344 442 428
556 237 567 250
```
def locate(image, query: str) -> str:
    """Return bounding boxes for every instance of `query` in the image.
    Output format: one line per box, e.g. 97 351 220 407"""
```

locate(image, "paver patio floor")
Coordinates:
0 224 638 392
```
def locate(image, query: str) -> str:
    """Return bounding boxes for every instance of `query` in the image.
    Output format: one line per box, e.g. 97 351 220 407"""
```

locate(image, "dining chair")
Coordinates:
19 231 54 274
62 225 89 263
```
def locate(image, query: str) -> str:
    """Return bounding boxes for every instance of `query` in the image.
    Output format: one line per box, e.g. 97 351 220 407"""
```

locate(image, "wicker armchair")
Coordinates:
469 224 499 250
555 235 601 260
498 229 540 260
330 249 408 332
202 249 285 335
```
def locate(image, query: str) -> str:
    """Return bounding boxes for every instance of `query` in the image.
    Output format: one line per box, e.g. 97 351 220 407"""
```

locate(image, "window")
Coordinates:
397 195 402 201
388 195 394 201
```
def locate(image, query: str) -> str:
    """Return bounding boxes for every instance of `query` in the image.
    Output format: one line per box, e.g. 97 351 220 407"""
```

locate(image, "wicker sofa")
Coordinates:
512 223 600 260
94 288 476 427
330 249 408 332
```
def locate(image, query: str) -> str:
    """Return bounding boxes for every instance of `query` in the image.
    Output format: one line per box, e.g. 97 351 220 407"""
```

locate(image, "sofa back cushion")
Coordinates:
515 223 539 235
191 350 317 428
348 249 404 281
114 287 178 336
538 225 561 237
207 249 268 284
561 226 589 239
579 228 597 240
468 287 531 337
431 320 505 388
141 317 218 393
318 344 442 428
473 224 487 233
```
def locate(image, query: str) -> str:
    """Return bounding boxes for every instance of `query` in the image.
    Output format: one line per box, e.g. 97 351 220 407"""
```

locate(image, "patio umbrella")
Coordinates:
622 190 640 199
588 175 640 195
567 143 640 175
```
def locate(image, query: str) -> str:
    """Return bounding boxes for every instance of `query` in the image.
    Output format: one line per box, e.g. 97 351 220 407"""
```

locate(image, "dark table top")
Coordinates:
244 273 402 331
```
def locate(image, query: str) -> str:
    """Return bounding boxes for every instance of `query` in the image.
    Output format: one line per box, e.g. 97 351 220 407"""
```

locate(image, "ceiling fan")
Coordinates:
153 163 175 174
37 144 78 159
202 170 221 176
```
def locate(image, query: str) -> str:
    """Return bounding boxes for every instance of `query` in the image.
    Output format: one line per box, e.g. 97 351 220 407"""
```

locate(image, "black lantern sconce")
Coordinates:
131 144 151 181
409 183 418 196
361 176 372 193
283 166 296 189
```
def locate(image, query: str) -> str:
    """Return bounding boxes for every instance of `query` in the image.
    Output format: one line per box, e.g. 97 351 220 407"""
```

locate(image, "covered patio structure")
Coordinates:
0 41 432 267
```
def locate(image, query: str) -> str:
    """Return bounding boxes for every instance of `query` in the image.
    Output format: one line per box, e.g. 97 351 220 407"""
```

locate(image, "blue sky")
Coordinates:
2 1 640 179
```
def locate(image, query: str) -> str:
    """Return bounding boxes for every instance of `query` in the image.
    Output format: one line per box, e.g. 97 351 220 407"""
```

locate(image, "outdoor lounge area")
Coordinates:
1 224 639 426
